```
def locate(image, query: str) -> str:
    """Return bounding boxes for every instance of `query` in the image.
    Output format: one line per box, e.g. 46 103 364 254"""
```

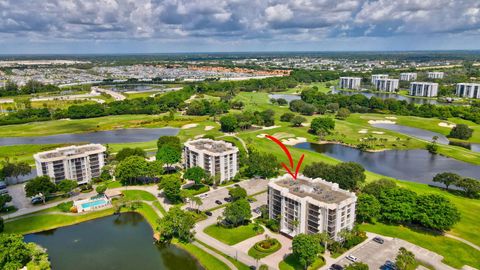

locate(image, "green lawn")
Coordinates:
279 254 325 270
174 240 231 270
130 202 160 227
4 208 115 234
153 201 167 216
122 190 157 201
359 222 480 269
195 239 251 270
203 223 264 245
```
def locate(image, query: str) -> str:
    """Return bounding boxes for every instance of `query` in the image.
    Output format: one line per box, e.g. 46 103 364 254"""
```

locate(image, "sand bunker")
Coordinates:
372 131 385 134
368 120 396 125
358 129 368 134
438 122 456 128
204 126 214 131
385 116 397 120
281 137 307 145
262 125 280 130
181 123 198 129
256 133 268 138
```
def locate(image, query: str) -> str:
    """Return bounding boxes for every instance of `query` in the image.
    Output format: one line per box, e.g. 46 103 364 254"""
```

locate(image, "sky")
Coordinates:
1 0 480 54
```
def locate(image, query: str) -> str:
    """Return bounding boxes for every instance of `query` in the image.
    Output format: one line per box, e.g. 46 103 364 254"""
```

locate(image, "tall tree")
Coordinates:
156 145 181 168
183 166 206 185
115 147 146 161
292 234 322 268
24 176 56 204
229 187 247 201
162 176 182 203
223 199 251 226
115 156 148 185
244 149 280 178
378 188 417 224
395 247 417 270
356 194 381 223
362 178 397 198
455 178 480 198
414 194 460 231
432 172 462 190
157 207 196 243
56 179 78 196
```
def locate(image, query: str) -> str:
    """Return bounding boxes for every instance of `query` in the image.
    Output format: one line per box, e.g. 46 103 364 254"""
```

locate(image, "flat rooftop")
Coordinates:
274 175 353 204
186 139 237 153
35 144 105 160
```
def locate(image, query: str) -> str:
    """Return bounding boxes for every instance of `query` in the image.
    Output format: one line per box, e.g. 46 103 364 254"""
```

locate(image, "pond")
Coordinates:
109 84 165 92
372 123 480 153
268 94 301 103
24 212 203 270
331 89 443 105
294 142 480 185
0 127 179 146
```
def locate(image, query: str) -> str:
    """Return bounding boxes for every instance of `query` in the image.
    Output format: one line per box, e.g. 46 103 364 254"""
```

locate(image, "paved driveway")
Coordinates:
196 178 268 211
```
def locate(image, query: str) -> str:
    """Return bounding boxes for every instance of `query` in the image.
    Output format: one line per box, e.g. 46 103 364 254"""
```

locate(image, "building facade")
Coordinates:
34 144 106 184
375 78 399 92
183 139 239 183
409 82 439 97
371 74 389 84
400 72 417 81
456 83 480 99
427 72 444 79
339 77 361 90
268 174 357 240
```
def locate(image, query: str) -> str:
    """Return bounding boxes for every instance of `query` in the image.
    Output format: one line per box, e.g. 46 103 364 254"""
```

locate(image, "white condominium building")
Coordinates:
268 174 357 240
34 144 106 184
371 74 389 84
338 77 361 90
456 83 480 99
409 82 439 97
400 72 417 81
183 139 239 183
375 78 399 92
427 72 444 79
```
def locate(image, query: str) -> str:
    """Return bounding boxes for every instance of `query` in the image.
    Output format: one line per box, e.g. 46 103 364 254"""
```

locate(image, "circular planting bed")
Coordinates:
248 238 282 259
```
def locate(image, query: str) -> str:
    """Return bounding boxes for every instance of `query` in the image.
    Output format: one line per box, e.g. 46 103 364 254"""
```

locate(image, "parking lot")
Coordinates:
194 178 268 211
333 235 449 270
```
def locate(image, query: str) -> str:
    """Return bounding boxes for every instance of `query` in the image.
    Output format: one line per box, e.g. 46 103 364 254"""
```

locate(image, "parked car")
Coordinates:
234 184 240 187
249 266 256 270
205 211 212 216
346 255 358 262
224 197 232 202
330 264 344 270
31 197 43 204
382 260 397 270
0 181 7 195
247 198 254 203
373 237 385 244
199 193 209 199
215 200 223 205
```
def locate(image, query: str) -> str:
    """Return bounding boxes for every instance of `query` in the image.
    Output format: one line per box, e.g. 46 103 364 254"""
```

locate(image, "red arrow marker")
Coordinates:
265 135 305 180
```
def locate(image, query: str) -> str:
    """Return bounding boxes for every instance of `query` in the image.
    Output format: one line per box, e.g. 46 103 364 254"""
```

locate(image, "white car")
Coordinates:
346 255 358 262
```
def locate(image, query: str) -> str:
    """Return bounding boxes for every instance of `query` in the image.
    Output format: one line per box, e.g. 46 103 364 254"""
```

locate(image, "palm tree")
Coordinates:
253 221 262 235
192 196 203 212
316 232 331 252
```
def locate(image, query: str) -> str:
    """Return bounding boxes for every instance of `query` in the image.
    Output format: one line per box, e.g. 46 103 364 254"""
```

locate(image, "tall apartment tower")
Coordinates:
371 74 389 84
409 82 439 97
34 144 106 184
400 72 417 81
427 72 444 79
375 78 399 92
338 77 362 90
268 174 357 240
183 139 239 183
456 83 480 99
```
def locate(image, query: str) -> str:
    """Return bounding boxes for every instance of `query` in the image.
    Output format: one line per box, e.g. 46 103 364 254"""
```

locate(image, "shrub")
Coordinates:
448 124 473 140
57 201 74 212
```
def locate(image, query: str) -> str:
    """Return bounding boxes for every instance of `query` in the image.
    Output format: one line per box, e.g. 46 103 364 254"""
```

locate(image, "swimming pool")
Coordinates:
81 199 108 209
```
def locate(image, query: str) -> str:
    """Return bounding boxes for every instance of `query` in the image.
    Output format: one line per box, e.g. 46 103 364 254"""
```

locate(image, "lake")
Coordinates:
0 128 179 146
24 212 203 270
372 123 480 153
294 142 480 185
269 94 301 103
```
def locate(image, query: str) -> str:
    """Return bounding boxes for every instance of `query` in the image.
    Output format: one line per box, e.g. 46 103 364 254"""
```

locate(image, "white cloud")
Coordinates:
265 4 294 22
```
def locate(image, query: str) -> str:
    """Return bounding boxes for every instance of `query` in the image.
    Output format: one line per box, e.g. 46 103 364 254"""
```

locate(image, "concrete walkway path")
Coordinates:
193 241 238 270
445 233 480 251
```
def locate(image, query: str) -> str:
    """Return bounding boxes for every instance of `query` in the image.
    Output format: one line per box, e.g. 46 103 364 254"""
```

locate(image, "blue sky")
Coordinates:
1 0 480 54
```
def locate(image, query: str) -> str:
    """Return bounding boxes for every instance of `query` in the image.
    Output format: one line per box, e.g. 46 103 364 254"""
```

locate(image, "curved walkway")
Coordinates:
445 233 480 251
193 241 238 270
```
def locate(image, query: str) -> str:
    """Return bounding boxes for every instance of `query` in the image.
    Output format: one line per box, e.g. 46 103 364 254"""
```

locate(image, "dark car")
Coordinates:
247 198 254 203
215 200 223 205
382 260 397 270
224 197 232 202
205 211 213 216
234 184 240 187
330 264 344 270
31 197 43 204
373 237 385 244
249 266 256 270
